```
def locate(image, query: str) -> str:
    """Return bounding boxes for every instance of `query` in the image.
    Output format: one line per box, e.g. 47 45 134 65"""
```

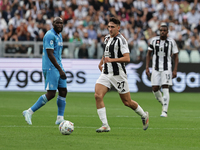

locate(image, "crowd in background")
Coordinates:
0 0 200 61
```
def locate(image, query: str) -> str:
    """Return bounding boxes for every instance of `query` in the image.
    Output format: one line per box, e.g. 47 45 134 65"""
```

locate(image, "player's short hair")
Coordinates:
109 17 120 26
53 17 63 23
160 22 168 29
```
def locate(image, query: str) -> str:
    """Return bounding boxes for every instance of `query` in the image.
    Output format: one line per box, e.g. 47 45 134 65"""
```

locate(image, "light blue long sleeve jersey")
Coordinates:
42 28 64 70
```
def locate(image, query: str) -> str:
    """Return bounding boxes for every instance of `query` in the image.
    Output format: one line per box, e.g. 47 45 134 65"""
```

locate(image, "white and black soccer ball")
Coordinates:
59 120 74 135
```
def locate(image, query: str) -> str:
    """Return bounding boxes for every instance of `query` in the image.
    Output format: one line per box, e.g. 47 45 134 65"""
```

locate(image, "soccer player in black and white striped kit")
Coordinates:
94 17 149 132
146 23 179 117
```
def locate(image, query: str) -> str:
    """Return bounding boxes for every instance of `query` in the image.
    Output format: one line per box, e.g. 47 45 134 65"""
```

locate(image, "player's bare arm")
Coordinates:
172 53 179 78
104 53 130 63
145 50 152 77
46 49 66 79
98 56 104 72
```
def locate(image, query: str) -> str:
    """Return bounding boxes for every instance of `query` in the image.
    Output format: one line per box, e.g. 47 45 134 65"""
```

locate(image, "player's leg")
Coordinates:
160 70 172 117
22 90 56 125
160 85 169 117
23 69 58 125
119 92 149 130
55 73 67 124
55 87 67 125
95 74 111 132
94 83 110 132
152 86 163 105
109 71 149 130
151 69 164 105
32 90 56 112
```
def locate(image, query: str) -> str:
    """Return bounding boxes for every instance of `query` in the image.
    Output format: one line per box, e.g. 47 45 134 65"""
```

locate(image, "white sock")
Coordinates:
97 107 108 126
153 90 163 105
162 88 170 112
134 104 146 118
28 108 34 115
57 115 64 121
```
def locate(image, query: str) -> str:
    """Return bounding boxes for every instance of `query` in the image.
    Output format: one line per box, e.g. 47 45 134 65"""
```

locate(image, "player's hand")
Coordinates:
172 71 177 79
104 57 111 63
146 68 150 77
59 70 67 79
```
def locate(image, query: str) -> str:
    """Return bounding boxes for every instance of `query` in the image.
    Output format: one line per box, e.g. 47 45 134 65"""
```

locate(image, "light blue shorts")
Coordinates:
43 68 66 90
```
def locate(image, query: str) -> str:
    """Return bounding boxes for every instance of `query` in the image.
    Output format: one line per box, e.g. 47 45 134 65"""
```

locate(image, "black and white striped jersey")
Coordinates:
148 36 179 71
103 33 129 75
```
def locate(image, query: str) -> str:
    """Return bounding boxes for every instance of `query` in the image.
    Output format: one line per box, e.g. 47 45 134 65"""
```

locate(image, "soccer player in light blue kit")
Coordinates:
23 17 67 125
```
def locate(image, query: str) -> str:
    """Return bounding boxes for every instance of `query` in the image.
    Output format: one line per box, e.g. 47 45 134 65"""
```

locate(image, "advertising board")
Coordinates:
0 58 199 92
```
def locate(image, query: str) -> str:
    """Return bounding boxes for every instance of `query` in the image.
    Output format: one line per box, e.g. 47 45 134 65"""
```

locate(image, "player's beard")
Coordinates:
57 27 63 33
160 34 167 40
55 26 63 33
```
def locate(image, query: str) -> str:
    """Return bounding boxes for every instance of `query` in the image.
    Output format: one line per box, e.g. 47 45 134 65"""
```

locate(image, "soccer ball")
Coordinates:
59 120 74 135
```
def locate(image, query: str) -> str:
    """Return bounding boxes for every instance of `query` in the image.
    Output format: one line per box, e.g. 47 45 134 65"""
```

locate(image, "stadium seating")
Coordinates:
179 50 190 63
190 50 200 63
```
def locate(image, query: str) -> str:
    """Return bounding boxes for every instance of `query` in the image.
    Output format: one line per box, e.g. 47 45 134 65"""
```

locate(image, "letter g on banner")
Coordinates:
172 72 186 93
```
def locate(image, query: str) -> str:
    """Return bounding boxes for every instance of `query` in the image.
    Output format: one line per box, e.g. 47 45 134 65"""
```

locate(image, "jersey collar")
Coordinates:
51 28 60 36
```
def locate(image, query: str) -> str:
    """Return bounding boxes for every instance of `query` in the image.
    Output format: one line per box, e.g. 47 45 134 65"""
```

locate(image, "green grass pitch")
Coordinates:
0 91 200 150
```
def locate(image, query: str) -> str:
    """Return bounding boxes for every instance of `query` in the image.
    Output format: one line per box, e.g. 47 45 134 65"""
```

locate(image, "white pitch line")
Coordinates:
0 125 199 130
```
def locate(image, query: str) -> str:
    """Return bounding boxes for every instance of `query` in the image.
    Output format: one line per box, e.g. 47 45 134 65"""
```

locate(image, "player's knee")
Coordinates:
162 85 169 89
152 87 159 92
59 88 67 97
94 93 103 101
46 92 56 100
123 100 130 107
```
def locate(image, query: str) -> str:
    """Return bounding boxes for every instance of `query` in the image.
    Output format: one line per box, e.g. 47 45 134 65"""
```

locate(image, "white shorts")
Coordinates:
96 72 130 94
151 69 172 86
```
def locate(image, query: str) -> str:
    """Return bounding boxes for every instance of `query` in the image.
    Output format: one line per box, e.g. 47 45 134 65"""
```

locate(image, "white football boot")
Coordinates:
141 111 149 130
22 110 32 125
96 124 111 133
160 111 167 117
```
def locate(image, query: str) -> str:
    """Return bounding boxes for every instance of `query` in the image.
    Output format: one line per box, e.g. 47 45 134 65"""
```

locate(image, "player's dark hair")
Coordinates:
109 17 120 26
161 25 168 29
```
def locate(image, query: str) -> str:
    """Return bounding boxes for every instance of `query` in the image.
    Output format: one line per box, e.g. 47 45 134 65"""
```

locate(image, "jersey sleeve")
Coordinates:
172 39 179 54
44 32 55 50
119 37 129 54
148 38 154 51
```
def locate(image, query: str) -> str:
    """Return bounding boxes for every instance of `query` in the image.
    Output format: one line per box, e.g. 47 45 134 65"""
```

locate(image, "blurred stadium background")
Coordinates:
0 1 200 149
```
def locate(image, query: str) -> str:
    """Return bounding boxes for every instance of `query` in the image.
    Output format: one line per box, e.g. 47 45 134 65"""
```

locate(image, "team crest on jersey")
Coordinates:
104 37 110 44
156 40 160 46
50 40 53 45
165 43 168 47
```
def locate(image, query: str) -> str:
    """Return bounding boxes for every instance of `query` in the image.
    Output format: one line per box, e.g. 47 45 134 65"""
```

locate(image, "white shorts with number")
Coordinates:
96 71 129 94
151 68 172 86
